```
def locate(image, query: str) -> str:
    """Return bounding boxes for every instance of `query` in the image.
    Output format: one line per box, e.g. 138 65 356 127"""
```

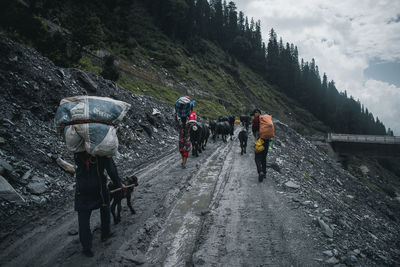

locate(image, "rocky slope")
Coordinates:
0 34 178 239
0 35 399 266
267 122 400 265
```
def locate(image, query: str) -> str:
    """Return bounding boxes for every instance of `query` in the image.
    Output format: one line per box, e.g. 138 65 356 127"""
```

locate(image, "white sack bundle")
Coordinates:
55 96 131 156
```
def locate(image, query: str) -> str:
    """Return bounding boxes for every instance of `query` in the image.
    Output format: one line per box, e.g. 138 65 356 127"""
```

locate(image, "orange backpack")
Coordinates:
259 114 274 140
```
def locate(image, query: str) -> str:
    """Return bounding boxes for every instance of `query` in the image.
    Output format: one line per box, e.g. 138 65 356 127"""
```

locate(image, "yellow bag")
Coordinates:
254 138 265 153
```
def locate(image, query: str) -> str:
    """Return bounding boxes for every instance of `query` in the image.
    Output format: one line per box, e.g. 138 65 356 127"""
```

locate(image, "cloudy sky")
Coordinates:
234 0 400 134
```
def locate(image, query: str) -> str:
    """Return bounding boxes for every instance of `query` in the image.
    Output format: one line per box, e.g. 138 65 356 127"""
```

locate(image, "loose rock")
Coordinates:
284 181 300 189
325 256 339 264
0 175 25 202
27 176 47 195
318 218 334 238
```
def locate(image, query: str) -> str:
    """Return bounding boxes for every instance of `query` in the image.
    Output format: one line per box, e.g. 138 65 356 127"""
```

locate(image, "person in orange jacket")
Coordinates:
251 109 270 182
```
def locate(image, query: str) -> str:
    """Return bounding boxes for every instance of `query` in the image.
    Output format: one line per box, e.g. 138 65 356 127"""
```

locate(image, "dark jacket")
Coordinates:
74 152 122 211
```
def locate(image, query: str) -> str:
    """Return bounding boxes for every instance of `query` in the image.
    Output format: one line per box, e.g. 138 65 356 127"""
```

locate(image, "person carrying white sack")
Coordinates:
55 96 130 257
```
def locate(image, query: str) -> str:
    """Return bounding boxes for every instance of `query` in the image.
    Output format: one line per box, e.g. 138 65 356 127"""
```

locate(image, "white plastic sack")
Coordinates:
55 96 131 156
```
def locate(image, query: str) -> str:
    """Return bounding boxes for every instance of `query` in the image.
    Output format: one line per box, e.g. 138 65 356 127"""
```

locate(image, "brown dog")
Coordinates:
108 175 139 224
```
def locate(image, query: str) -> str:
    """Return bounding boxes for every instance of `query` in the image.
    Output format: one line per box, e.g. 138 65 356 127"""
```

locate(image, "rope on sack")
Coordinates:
59 120 114 133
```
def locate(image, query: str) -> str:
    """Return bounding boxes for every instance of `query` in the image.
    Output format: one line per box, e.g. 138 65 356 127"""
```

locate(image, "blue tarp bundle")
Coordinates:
55 96 131 156
174 96 195 118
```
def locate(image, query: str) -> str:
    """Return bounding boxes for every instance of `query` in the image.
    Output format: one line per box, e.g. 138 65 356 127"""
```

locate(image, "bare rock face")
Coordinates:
0 34 177 233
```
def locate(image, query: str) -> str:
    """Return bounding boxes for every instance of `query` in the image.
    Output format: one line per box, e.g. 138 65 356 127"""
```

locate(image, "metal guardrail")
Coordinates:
327 133 400 144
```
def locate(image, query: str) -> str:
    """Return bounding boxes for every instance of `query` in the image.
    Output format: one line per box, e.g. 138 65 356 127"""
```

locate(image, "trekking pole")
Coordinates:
109 184 136 194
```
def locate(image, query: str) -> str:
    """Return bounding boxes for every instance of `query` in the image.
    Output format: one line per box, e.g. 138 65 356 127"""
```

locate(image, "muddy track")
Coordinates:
192 135 323 266
0 138 230 267
0 132 325 266
193 134 323 267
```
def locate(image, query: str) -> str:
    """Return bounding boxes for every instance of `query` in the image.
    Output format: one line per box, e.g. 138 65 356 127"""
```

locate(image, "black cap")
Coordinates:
252 108 261 115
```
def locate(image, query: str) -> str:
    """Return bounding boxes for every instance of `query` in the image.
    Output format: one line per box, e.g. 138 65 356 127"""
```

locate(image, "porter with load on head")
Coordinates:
251 109 274 182
174 96 195 168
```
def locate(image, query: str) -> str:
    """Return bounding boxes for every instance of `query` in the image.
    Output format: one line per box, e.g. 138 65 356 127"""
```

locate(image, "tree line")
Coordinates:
0 0 389 135
144 0 387 135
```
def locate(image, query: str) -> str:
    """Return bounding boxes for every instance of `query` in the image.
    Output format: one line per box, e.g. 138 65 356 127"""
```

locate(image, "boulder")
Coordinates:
269 162 281 173
27 176 47 195
318 218 334 238
323 250 333 257
285 181 300 189
325 256 339 264
21 169 32 180
0 159 13 173
0 175 25 202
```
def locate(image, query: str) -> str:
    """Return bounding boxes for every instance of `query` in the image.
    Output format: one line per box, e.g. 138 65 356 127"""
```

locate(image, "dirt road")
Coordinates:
0 131 324 266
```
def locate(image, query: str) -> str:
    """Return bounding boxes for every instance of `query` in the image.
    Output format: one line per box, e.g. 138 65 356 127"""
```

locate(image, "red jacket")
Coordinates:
252 117 260 136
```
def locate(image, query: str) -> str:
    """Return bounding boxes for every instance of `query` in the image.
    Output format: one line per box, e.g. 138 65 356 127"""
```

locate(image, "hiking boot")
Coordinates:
82 249 94 257
258 172 264 182
101 231 115 242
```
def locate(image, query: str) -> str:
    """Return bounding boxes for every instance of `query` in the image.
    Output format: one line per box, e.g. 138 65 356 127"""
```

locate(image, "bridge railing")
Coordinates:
327 133 400 144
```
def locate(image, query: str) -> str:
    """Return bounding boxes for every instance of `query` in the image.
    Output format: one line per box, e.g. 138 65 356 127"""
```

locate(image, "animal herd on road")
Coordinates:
190 114 251 157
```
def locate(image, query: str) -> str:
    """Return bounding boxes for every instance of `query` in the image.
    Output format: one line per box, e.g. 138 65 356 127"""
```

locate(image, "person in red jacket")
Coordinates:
252 108 261 138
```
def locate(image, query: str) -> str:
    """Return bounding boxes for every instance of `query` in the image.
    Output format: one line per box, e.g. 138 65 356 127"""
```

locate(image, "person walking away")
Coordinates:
251 109 274 182
176 115 191 168
252 109 261 138
74 152 124 257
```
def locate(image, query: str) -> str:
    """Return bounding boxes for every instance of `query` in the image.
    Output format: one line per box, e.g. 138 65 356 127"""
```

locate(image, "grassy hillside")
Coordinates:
71 3 327 135
1 0 327 135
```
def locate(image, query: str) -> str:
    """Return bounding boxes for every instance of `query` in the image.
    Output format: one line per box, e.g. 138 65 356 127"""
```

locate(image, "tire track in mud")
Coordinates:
0 131 323 267
143 138 235 266
60 139 232 267
0 147 181 267
0 141 229 267
192 135 324 267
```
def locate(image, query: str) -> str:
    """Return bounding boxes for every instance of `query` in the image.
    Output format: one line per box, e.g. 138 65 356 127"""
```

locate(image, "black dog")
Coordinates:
108 175 139 224
238 129 248 155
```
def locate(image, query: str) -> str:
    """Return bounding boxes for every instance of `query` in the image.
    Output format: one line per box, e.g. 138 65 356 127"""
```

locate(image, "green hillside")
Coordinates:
80 7 327 134
1 0 327 134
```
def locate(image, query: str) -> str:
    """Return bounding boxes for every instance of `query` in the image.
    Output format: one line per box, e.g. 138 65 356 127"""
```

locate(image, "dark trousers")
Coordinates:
255 141 269 175
78 205 111 250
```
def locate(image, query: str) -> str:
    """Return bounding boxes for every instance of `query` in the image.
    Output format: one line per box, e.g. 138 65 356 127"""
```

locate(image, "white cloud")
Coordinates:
234 0 400 134
354 80 400 135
